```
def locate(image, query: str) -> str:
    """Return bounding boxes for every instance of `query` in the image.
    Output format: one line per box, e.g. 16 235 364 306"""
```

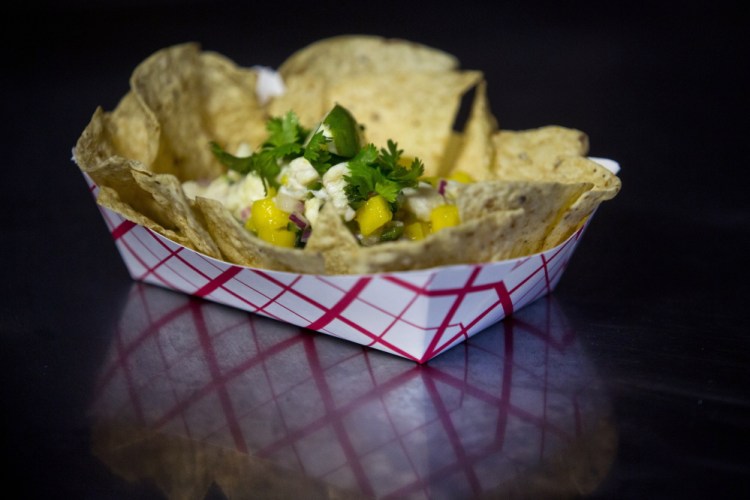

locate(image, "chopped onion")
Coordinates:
275 191 304 214
240 206 252 221
300 226 312 243
288 212 309 231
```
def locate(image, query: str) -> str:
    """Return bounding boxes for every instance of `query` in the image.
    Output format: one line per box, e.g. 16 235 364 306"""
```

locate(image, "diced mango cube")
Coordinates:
420 175 439 188
430 205 460 233
251 197 289 231
356 195 393 236
404 221 429 241
448 171 475 183
258 227 297 248
247 197 297 247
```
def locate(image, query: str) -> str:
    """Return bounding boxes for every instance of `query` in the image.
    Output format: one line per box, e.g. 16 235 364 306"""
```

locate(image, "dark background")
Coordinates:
2 1 748 498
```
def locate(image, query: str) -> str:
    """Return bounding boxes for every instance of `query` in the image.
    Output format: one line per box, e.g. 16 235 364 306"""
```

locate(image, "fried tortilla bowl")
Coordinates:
74 37 620 276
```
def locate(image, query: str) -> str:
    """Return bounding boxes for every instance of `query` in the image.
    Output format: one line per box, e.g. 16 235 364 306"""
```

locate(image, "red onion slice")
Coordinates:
300 225 312 243
438 179 447 196
240 206 252 221
289 212 309 230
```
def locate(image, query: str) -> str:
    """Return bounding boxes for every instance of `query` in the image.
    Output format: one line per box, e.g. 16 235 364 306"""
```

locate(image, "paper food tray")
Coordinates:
82 159 617 362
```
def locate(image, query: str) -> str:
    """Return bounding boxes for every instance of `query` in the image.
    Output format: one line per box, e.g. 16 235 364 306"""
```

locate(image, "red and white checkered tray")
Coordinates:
83 159 618 363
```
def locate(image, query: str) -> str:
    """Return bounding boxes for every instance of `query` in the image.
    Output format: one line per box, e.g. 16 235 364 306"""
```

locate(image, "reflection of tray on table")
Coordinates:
89 283 616 498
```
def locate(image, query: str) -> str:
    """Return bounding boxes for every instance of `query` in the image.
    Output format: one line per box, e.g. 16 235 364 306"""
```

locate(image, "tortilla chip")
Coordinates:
493 126 590 179
303 202 360 274
541 157 622 247
324 71 483 175
96 185 194 249
278 35 459 80
75 40 620 276
106 92 161 166
74 109 218 254
447 81 499 179
194 197 325 274
271 35 465 135
198 52 268 155
266 73 327 129
348 209 526 274
129 43 223 181
74 107 177 232
455 179 592 255
131 171 221 258
75 107 122 172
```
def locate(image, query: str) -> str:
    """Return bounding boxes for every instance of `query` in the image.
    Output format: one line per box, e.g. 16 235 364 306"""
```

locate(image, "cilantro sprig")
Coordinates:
302 130 334 174
345 140 424 209
210 108 424 209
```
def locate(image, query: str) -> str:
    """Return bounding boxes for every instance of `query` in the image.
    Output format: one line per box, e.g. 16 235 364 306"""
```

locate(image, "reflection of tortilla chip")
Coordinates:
278 35 459 80
92 422 351 500
195 197 325 274
325 71 482 175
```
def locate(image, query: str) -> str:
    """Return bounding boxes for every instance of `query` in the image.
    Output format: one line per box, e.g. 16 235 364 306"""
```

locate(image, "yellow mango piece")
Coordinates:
244 215 256 232
448 171 474 183
404 221 429 241
258 227 297 248
251 197 290 231
430 204 460 233
420 175 439 187
356 195 393 236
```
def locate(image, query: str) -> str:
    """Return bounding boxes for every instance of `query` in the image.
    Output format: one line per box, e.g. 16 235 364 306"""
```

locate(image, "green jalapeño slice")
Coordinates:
319 104 362 158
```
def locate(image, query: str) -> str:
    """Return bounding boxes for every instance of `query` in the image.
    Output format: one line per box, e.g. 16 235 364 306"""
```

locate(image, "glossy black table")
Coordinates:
2 2 748 498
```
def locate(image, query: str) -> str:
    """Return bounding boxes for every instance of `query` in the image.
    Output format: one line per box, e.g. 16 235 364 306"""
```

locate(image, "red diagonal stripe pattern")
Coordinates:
90 283 602 498
95 198 588 362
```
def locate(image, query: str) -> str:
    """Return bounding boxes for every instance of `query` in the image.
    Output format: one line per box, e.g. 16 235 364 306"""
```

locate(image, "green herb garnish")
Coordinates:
210 111 310 192
210 108 424 208
303 130 333 175
345 140 424 209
